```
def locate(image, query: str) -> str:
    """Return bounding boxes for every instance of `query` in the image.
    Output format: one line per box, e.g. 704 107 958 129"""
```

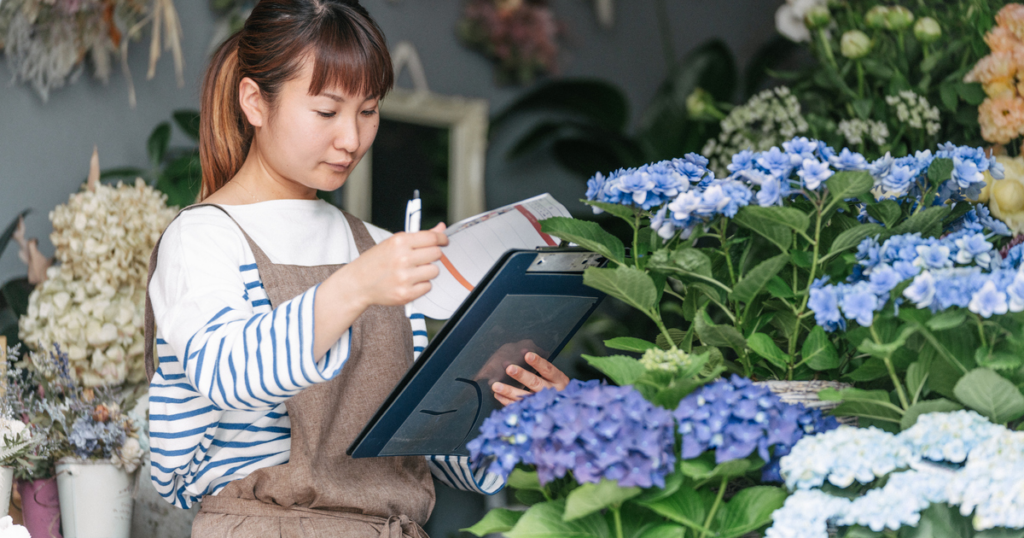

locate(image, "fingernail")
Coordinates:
525 353 536 363
508 366 519 375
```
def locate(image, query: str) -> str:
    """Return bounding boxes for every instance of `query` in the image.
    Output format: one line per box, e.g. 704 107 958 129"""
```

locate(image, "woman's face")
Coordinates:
245 58 380 194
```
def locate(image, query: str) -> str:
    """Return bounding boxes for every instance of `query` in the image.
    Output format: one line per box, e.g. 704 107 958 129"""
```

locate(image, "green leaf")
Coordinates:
655 329 688 351
715 486 788 538
648 249 731 294
584 266 658 314
765 276 795 299
636 524 685 538
820 387 903 423
729 254 789 304
639 486 707 533
900 399 963 430
953 368 1024 424
516 489 548 506
790 251 813 268
956 82 987 106
679 453 755 480
542 217 625 264
906 360 931 402
940 83 959 112
695 311 748 353
866 200 901 229
845 358 890 381
802 326 840 370
903 503 974 538
172 109 201 142
977 529 1024 538
0 209 30 260
583 355 647 386
508 468 543 491
147 122 172 166
732 209 791 252
747 333 790 370
506 500 611 538
889 205 949 237
823 224 883 261
463 509 526 537
563 480 641 522
738 206 809 234
926 310 967 331
827 170 875 202
927 158 955 185
604 337 657 354
1 278 33 318
851 98 873 119
583 200 640 225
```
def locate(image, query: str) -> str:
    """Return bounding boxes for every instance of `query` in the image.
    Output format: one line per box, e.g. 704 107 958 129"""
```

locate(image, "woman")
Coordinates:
143 1 569 536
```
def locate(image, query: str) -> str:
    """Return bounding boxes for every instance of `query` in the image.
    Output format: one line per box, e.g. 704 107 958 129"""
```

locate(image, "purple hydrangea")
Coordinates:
673 375 839 482
467 379 677 488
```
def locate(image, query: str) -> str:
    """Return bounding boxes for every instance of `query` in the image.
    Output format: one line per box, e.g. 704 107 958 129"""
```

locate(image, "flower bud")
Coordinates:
914 17 941 44
885 6 915 31
865 6 890 29
805 5 832 30
841 30 873 59
686 88 717 120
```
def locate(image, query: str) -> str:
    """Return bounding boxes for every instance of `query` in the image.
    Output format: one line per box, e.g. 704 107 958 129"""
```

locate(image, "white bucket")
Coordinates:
0 466 12 517
56 459 133 538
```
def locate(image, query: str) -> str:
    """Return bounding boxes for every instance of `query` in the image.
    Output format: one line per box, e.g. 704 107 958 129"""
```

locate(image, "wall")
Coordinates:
0 0 785 283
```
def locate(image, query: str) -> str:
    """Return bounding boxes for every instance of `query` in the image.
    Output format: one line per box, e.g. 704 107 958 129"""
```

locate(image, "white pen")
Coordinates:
405 189 421 233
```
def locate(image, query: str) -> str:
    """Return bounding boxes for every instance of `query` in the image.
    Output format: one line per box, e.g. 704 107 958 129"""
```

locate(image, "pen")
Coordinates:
405 189 421 233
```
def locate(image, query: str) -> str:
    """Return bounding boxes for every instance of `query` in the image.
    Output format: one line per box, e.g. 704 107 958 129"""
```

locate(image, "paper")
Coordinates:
411 193 571 319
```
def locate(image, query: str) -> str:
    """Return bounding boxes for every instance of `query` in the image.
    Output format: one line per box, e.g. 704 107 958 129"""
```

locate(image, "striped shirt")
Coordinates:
148 201 503 509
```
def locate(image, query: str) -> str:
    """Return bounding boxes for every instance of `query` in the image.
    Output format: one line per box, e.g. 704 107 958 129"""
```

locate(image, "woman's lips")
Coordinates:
325 161 351 172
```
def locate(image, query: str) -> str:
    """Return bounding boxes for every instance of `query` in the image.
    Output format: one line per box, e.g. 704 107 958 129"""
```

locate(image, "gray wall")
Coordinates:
1 0 783 283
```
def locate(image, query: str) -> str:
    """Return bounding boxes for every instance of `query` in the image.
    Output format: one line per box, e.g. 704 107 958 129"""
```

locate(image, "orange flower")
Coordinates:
996 3 1024 41
986 26 1024 54
979 95 1024 145
965 52 1019 98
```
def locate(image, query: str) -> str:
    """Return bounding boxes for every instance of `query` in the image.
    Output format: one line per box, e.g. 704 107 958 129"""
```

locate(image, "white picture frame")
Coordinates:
342 88 489 224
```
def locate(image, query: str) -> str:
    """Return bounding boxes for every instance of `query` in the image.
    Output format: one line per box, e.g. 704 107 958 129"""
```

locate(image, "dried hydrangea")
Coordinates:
20 179 176 386
702 86 810 177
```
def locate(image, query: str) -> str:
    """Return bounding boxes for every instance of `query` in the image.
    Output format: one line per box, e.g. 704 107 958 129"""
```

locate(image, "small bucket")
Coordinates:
17 477 62 538
56 459 133 538
0 467 12 518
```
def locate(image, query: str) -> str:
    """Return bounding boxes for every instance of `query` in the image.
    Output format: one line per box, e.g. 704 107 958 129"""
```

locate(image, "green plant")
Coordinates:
0 210 32 349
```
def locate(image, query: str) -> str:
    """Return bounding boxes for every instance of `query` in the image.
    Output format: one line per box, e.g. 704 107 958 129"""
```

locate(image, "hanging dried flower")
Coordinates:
457 0 564 85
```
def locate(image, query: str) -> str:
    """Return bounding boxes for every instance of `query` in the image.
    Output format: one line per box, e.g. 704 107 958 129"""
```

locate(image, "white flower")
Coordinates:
0 516 31 538
703 86 809 177
885 91 942 136
112 437 144 473
0 418 28 444
775 0 828 42
838 119 890 147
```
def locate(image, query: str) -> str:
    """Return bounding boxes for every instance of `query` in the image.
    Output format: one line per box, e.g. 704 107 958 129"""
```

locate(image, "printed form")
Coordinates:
411 193 571 319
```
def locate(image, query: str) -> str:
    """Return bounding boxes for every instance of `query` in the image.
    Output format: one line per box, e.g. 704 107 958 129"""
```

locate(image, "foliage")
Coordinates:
0 211 32 349
767 411 1024 537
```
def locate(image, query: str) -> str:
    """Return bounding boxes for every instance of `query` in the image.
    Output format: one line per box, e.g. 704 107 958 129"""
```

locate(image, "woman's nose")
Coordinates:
333 118 360 153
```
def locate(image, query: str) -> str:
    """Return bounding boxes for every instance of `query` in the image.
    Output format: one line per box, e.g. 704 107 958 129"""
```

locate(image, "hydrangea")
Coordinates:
837 469 951 532
837 118 890 147
468 380 676 488
638 347 694 375
780 426 913 490
901 411 1004 464
765 489 851 538
673 375 838 481
68 414 126 460
947 429 1024 530
885 91 942 136
19 179 176 386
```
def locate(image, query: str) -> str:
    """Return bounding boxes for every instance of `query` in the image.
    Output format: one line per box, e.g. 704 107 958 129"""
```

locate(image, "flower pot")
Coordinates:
756 380 857 425
56 459 132 538
16 477 62 538
0 467 11 517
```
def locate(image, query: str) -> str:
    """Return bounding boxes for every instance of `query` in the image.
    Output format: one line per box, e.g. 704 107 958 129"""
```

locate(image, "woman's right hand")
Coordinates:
343 222 450 308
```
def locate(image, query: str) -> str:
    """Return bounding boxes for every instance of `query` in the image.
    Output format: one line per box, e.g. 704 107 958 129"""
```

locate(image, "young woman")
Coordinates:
143 1 569 536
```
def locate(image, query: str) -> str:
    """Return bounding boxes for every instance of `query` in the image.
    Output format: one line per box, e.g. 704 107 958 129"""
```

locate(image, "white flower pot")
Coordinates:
56 459 133 538
0 466 12 517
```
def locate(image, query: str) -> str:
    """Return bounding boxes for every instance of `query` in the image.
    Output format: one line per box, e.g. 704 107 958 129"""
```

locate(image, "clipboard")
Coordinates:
347 248 607 458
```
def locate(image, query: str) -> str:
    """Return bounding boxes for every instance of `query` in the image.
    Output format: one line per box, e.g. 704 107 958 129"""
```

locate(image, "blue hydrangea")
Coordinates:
837 469 950 532
780 426 914 490
808 284 844 332
947 429 1024 530
901 411 1003 464
674 375 838 481
757 147 795 177
783 137 818 163
765 490 851 538
467 380 676 488
829 148 869 171
68 415 126 460
797 159 833 190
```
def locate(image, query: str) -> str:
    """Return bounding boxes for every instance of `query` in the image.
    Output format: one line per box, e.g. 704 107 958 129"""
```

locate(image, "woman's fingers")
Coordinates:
505 363 553 393
524 352 570 390
492 381 531 405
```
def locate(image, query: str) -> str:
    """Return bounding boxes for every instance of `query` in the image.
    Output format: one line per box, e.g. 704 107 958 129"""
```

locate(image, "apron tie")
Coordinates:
380 515 421 538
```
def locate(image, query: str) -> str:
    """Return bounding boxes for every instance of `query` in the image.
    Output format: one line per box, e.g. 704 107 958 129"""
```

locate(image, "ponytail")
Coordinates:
199 33 252 200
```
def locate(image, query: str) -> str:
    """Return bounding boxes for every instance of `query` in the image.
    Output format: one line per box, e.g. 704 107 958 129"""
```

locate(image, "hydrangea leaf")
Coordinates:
678 453 756 481
634 523 685 538
925 311 967 332
888 205 949 238
899 399 963 430
655 329 689 351
765 276 795 299
563 480 641 522
746 333 790 370
581 200 639 226
516 489 548 507
604 337 658 354
927 158 955 185
822 224 883 262
974 348 1024 371
903 503 973 538
582 355 646 387
801 326 840 371
508 469 543 491
542 217 625 264
732 209 791 252
729 254 789 304
819 387 903 424
905 359 931 403
648 250 732 296
826 171 874 202
713 486 788 538
736 206 810 235
953 368 1024 425
866 200 901 229
584 266 658 315
638 486 709 535
505 500 611 538
462 508 526 537
695 310 748 354
635 465 684 504
844 359 890 382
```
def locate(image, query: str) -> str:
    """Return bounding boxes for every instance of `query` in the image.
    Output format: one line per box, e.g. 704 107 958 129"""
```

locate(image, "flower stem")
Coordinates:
633 212 642 269
856 61 866 99
870 325 910 410
818 29 838 70
700 477 729 538
612 506 624 538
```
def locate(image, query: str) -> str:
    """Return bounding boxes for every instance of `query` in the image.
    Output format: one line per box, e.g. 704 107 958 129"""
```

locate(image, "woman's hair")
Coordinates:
199 0 394 199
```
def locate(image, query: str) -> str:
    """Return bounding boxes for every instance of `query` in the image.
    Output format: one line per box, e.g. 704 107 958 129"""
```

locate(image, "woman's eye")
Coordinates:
361 109 378 117
317 110 336 118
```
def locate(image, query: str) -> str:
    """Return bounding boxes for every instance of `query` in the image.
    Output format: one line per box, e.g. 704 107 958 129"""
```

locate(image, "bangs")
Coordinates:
305 10 394 100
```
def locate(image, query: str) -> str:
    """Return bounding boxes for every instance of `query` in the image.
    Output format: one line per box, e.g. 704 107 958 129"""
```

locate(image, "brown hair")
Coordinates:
199 0 394 199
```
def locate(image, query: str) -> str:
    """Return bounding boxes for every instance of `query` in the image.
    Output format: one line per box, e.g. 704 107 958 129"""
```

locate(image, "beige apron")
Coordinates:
144 204 436 538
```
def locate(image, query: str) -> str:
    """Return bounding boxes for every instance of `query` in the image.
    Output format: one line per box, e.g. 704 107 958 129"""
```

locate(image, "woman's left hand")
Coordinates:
491 352 570 406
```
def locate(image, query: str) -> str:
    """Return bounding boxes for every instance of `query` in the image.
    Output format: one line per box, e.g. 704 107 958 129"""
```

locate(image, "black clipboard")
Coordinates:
347 248 607 458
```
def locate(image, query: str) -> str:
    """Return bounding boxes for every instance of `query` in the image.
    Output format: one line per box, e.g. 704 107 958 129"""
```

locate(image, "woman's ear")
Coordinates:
239 77 266 128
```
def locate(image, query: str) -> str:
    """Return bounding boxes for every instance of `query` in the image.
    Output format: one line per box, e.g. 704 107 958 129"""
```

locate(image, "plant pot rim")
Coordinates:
55 457 117 466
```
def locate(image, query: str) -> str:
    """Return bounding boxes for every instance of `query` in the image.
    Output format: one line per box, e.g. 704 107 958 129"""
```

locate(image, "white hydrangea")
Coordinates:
703 86 810 177
780 425 914 490
0 516 30 538
639 347 692 374
885 91 942 136
947 429 1024 530
111 436 143 473
19 179 176 386
838 118 890 147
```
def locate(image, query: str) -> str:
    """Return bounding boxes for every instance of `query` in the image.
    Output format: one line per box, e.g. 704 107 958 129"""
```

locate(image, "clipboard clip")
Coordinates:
526 251 606 273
